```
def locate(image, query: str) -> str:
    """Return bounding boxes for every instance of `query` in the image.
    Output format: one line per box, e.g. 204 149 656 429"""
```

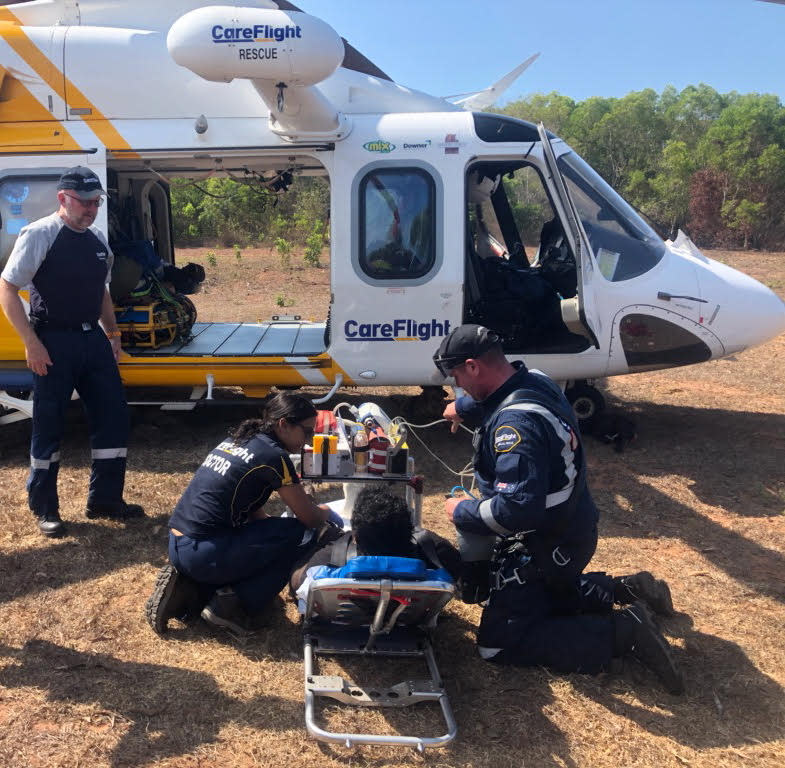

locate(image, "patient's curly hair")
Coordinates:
352 486 414 557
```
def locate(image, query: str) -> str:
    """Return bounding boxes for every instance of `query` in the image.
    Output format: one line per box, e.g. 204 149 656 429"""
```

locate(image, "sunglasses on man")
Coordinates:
433 354 470 378
62 192 103 209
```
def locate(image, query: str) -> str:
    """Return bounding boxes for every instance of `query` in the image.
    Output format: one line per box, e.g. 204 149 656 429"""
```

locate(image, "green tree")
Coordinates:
697 93 785 246
501 91 576 136
645 140 696 237
663 84 728 149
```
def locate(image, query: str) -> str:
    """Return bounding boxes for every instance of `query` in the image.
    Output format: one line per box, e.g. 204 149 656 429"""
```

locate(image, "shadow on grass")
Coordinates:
571 612 785 749
601 475 785 602
603 397 785 518
0 401 265 472
0 639 304 768
0 516 168 606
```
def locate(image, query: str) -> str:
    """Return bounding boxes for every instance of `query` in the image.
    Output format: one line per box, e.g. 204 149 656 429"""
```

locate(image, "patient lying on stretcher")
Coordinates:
290 486 462 610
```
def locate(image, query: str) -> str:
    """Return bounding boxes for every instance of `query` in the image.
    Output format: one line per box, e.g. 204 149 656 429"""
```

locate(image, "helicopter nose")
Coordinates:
699 258 785 354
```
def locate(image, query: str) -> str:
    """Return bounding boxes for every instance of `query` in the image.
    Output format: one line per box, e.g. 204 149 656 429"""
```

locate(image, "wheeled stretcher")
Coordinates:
302 555 457 751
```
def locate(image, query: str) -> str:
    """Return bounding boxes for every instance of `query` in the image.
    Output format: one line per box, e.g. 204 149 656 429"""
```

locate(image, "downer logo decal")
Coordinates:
211 24 302 43
345 318 451 342
363 140 395 153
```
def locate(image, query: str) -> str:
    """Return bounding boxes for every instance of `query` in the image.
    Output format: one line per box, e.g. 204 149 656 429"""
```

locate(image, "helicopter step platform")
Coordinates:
122 320 327 357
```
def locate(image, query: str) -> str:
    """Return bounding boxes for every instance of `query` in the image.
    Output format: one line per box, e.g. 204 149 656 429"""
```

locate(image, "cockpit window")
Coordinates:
359 168 435 280
557 151 665 282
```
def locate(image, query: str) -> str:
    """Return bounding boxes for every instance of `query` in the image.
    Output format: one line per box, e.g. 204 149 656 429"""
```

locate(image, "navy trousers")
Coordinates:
169 517 310 613
28 328 129 516
477 525 617 674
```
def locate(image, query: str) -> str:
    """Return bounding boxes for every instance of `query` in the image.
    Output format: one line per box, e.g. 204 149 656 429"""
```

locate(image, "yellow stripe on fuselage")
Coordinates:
0 11 137 155
116 353 354 389
0 67 81 149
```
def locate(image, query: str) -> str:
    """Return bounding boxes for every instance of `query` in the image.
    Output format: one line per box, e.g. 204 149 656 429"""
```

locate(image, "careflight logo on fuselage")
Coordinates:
211 24 302 43
344 318 451 342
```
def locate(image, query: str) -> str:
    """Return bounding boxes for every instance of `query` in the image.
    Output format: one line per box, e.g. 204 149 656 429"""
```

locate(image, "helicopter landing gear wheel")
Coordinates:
565 381 605 428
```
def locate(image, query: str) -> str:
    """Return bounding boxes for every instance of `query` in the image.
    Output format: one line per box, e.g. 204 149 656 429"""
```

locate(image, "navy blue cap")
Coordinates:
57 166 106 198
433 324 502 376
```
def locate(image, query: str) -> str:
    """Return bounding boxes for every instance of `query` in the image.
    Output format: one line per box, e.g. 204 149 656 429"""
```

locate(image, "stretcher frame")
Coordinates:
303 573 457 751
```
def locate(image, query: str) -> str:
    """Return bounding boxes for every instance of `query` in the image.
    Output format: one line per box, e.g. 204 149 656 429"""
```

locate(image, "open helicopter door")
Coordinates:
537 123 600 348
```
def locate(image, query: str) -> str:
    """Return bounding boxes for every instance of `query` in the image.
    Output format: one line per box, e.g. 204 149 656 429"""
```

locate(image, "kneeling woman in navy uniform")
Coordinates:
147 392 333 635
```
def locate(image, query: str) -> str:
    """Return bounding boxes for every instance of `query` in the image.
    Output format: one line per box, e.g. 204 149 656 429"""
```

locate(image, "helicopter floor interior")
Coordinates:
122 321 327 357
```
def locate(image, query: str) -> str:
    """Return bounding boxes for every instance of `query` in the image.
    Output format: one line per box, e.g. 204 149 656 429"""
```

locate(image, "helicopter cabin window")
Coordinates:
359 168 435 280
464 161 590 354
557 151 665 282
0 176 59 271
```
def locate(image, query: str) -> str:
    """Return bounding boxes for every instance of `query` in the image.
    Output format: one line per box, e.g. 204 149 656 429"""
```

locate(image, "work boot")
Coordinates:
458 560 491 604
614 601 684 695
201 587 263 637
613 571 674 616
34 509 66 538
86 500 145 520
145 563 202 635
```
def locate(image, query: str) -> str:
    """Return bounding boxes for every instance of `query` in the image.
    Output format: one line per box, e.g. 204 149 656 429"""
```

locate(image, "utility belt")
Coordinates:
489 533 574 594
489 534 536 593
31 318 99 333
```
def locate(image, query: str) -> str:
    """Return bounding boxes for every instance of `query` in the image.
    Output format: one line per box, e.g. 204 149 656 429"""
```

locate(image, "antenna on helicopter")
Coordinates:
445 53 540 110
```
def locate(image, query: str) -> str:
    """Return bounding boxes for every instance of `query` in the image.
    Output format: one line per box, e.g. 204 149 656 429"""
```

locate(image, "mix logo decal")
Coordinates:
211 24 302 43
344 318 451 342
494 426 522 453
363 140 396 153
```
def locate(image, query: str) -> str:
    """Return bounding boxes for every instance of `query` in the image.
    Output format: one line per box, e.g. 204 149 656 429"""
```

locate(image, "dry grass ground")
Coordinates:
0 247 783 767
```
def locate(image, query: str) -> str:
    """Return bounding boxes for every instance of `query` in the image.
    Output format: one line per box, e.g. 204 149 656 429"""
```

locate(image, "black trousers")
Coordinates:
169 518 311 614
27 328 128 516
477 525 616 674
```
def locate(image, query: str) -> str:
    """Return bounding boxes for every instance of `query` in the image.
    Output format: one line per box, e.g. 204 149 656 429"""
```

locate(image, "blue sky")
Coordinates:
294 0 785 105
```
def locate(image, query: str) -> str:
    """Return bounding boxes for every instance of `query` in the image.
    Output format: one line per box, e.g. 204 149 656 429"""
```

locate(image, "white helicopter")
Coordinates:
0 0 783 426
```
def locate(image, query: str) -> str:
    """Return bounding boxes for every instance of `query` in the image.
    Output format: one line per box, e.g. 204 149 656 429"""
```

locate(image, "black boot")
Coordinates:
458 560 491 604
86 500 145 520
145 564 202 635
614 601 684 695
34 509 66 538
613 571 674 615
201 587 265 636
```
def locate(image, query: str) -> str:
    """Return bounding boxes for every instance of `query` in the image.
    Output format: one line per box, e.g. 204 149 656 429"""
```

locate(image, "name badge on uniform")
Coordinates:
494 425 521 453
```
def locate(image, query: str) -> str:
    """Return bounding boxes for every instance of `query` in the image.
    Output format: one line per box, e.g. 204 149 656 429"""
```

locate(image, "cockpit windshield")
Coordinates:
557 150 665 282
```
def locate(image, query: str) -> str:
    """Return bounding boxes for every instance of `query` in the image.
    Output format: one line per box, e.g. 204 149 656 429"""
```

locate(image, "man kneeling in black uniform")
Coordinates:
290 486 461 602
435 324 683 695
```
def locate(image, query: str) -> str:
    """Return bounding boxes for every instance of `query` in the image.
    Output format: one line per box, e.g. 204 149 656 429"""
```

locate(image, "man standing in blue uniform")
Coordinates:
0 167 143 537
434 324 683 694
